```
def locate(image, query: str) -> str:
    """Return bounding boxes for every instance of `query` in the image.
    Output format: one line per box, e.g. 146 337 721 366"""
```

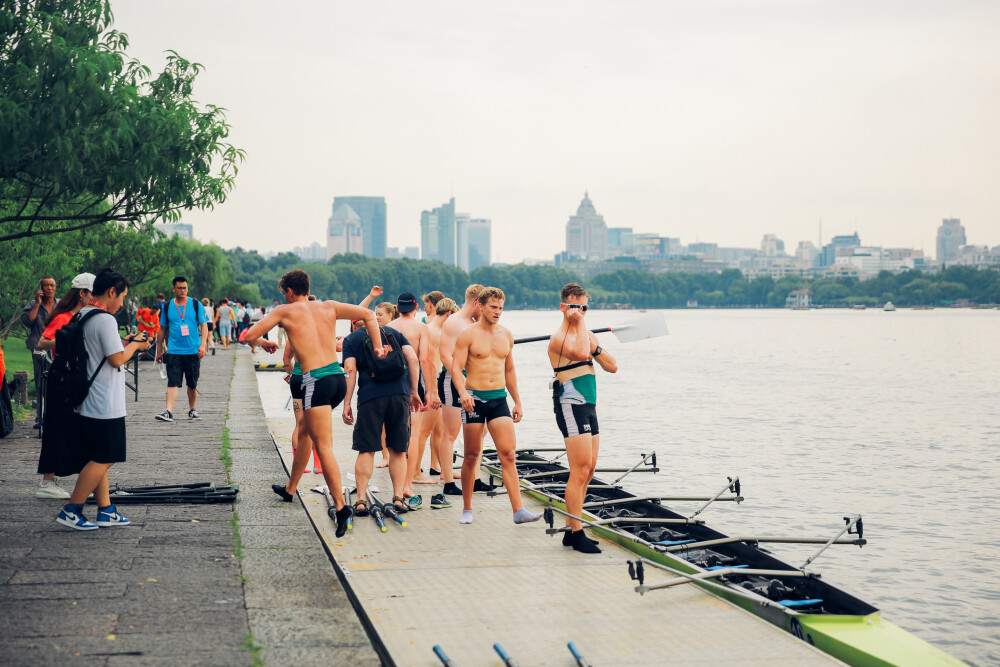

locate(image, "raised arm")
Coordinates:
334 302 384 354
588 331 617 373
505 331 523 422
548 311 590 364
358 285 382 309
245 308 283 352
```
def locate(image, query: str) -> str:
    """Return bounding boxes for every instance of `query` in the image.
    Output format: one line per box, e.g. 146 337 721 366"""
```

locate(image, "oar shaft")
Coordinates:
513 326 614 344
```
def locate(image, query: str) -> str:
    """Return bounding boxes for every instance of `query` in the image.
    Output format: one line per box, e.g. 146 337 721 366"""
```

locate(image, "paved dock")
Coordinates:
0 347 378 666
255 356 840 666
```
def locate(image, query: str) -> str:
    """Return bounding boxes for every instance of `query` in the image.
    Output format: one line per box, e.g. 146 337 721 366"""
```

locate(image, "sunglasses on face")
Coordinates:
562 303 588 312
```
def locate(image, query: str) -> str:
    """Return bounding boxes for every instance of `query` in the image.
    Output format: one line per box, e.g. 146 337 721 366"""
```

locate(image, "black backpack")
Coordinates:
162 297 204 329
360 326 406 383
49 309 114 409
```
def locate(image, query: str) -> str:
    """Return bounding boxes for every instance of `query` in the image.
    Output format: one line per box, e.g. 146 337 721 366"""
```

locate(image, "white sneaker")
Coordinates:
36 480 71 499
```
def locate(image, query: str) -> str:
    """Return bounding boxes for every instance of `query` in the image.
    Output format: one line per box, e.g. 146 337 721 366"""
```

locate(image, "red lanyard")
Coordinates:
176 298 187 322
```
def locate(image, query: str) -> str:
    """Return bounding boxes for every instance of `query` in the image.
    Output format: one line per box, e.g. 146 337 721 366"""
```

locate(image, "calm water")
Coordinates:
502 308 999 666
261 308 1000 665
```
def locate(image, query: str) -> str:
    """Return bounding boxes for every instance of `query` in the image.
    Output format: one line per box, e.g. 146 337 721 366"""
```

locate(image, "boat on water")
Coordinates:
883 301 896 311
480 449 965 667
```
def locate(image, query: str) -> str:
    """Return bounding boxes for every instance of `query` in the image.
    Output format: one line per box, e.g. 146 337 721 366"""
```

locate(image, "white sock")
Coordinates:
459 510 473 524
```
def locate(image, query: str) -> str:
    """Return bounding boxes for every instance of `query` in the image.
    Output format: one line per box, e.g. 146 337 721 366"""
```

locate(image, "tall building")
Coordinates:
294 242 326 263
936 218 966 265
420 197 456 265
331 197 386 258
386 246 420 260
457 215 491 272
760 234 786 257
607 227 633 249
327 204 364 258
819 233 860 267
154 222 193 240
565 191 608 260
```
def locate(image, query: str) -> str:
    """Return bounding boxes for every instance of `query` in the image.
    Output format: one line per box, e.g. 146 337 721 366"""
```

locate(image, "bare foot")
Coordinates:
376 457 389 469
402 486 413 498
413 474 437 484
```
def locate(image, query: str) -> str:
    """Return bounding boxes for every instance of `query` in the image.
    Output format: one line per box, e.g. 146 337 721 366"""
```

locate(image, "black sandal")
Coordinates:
354 499 370 517
393 496 409 513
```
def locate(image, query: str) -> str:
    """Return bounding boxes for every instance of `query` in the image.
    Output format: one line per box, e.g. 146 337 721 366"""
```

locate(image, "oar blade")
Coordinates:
611 311 668 343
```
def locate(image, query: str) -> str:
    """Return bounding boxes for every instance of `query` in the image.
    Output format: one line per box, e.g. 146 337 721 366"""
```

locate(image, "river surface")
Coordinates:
262 308 1000 665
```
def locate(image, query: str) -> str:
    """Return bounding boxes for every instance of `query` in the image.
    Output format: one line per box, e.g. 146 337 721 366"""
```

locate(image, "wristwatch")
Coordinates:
592 346 603 357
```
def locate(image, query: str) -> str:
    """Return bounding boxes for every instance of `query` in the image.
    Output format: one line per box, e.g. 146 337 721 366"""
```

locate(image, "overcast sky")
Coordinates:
113 1 1000 262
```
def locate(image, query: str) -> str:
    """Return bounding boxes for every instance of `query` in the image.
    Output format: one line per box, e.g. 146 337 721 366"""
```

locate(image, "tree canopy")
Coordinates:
0 0 243 243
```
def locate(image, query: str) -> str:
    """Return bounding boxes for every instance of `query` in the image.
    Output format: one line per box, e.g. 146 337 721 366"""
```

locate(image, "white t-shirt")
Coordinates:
76 307 126 419
204 304 214 321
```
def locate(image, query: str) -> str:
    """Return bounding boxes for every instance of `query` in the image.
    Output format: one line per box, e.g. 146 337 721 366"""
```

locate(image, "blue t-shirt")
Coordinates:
342 328 411 405
160 297 210 355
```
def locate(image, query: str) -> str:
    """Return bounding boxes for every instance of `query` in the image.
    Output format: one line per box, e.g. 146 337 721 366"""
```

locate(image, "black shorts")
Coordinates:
78 415 127 464
164 353 200 389
289 374 304 401
438 371 461 407
302 373 347 411
417 374 426 404
353 395 411 454
206 322 214 332
462 396 512 424
554 400 599 438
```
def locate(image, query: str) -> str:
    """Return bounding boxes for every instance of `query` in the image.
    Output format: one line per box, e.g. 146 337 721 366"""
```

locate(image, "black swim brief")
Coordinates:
462 391 512 424
302 372 347 411
554 400 599 438
289 374 304 401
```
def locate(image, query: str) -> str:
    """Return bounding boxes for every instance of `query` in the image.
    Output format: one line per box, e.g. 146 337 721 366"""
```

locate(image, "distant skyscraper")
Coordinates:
457 215 491 272
936 218 966 265
327 204 364 258
331 196 386 258
420 197 456 265
607 227 633 249
819 233 861 267
154 222 193 240
565 192 608 260
760 234 786 257
386 246 420 260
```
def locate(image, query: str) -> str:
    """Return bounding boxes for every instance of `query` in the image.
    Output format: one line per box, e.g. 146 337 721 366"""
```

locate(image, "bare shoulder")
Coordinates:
455 325 475 346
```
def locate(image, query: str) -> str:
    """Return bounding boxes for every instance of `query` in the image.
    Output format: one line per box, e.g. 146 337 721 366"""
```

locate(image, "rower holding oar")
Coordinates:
548 283 617 553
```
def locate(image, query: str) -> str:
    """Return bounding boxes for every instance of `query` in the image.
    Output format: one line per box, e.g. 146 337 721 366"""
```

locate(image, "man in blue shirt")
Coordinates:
155 276 210 422
342 320 422 515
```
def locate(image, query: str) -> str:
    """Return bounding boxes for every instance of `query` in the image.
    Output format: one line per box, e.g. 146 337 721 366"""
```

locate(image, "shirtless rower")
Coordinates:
417 297 455 509
387 292 440 499
246 270 385 538
548 283 618 553
452 287 542 525
422 291 444 325
438 284 485 496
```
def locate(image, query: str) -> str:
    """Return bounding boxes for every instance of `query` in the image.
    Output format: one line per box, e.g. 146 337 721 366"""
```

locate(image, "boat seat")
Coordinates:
776 598 823 607
652 539 695 546
706 564 748 571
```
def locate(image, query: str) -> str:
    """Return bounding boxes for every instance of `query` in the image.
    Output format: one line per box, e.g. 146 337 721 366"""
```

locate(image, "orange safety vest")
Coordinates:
136 308 160 337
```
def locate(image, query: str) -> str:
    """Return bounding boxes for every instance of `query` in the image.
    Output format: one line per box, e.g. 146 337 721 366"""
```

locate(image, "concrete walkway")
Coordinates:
0 346 379 666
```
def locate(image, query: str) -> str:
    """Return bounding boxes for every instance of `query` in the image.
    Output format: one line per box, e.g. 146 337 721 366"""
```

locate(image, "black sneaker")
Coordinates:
155 410 173 422
430 493 451 509
563 530 599 547
188 409 201 420
473 479 492 493
442 482 462 496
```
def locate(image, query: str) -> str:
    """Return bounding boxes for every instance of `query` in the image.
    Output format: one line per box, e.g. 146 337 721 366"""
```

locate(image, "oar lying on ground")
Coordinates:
309 485 352 537
369 489 407 527
513 310 668 345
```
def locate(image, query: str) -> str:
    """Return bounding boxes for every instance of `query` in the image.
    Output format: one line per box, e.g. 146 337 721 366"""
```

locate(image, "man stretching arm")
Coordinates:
451 287 542 526
245 270 385 538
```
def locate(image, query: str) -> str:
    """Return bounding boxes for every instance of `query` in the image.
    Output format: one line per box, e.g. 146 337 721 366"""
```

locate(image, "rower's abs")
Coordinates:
465 329 510 390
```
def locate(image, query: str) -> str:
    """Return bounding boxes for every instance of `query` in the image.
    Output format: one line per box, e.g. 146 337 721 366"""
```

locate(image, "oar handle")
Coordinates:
493 643 518 666
514 327 613 345
432 644 455 666
567 642 591 667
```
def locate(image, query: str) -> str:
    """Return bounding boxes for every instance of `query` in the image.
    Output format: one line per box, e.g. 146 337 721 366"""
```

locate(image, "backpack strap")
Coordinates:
79 308 113 383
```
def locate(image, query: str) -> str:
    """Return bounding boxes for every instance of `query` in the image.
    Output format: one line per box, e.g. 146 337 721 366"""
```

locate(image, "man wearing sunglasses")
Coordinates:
547 283 618 553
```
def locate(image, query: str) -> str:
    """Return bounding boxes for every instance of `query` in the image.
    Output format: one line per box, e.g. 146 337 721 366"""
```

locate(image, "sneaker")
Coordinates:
96 505 131 527
188 409 201 420
155 410 173 422
36 480 71 499
430 493 451 509
56 505 98 531
407 495 423 511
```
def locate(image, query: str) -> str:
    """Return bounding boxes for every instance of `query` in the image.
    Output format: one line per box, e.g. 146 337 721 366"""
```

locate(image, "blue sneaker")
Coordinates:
56 505 98 531
96 505 131 527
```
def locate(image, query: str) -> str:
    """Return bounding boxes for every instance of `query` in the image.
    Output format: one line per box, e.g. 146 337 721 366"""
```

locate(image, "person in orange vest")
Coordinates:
135 303 161 340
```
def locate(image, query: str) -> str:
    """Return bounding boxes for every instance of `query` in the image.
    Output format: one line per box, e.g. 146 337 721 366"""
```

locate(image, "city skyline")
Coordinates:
112 2 1000 263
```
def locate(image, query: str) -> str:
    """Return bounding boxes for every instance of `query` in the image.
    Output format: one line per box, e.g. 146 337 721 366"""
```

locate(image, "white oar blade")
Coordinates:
611 311 669 343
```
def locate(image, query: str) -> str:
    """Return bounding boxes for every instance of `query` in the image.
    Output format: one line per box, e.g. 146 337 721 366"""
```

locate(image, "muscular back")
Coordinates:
272 301 341 373
440 310 476 374
388 316 428 363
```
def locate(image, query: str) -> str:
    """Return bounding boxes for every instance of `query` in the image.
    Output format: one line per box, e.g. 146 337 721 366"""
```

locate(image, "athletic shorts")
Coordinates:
288 374 304 401
78 415 127 464
302 373 347 411
206 322 214 332
438 371 461 408
352 395 411 454
417 374 426 404
554 400 599 438
462 396 512 424
164 353 200 389
219 322 232 337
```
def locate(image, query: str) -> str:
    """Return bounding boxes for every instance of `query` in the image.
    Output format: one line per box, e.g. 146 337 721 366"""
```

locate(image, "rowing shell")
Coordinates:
479 450 965 667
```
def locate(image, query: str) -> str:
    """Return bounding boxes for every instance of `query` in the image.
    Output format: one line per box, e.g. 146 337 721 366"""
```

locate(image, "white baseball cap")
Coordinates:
71 273 95 291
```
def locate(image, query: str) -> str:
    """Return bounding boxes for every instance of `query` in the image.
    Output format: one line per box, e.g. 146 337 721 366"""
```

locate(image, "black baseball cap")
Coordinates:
397 291 418 313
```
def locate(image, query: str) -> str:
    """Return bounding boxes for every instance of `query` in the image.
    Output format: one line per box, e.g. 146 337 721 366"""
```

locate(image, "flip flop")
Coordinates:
354 499 370 517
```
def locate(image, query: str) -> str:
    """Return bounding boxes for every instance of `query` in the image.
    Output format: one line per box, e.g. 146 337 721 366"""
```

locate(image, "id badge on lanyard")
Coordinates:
178 300 190 337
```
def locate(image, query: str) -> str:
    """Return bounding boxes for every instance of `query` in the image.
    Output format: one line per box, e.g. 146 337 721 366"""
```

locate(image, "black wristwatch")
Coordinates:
592 346 603 357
